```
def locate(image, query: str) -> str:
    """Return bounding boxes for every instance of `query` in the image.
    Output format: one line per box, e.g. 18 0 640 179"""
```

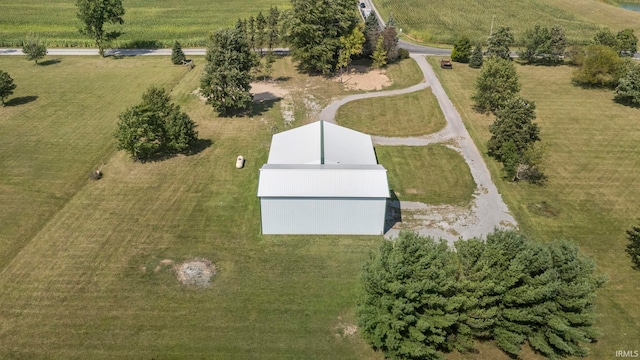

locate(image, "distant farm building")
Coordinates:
257 121 389 235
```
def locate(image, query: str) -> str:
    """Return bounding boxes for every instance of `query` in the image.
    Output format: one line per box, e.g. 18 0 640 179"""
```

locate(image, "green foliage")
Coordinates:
22 34 47 65
287 0 357 74
487 96 539 162
247 16 256 51
266 6 280 51
0 70 17 106
626 222 640 269
337 24 365 77
381 25 399 63
359 230 605 360
518 25 566 65
114 86 198 160
472 57 520 113
572 45 621 88
364 13 381 56
171 41 185 65
617 28 638 57
451 36 472 63
615 64 640 106
76 0 125 57
592 27 617 49
372 36 387 69
200 27 258 116
468 43 483 69
487 96 544 183
486 27 514 60
255 11 267 53
357 231 470 360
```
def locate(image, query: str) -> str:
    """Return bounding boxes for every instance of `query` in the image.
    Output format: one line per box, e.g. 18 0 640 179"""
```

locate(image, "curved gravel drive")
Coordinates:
322 54 517 243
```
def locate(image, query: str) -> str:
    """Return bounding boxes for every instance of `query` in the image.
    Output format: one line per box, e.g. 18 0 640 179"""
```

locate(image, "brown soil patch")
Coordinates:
175 258 216 288
250 82 290 102
335 66 392 91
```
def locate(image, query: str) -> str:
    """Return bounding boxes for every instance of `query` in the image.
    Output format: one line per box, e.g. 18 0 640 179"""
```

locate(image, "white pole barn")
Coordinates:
257 121 390 235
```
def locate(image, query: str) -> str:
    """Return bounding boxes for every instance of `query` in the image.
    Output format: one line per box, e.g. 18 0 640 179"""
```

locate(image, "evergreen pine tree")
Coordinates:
171 41 186 65
626 222 640 269
357 232 469 360
469 43 484 68
363 13 381 56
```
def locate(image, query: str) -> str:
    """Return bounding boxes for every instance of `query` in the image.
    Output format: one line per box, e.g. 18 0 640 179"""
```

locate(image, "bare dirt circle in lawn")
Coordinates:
175 258 216 288
334 66 392 91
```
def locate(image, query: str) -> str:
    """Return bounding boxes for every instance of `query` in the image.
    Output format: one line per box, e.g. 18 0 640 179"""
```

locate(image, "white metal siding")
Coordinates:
261 197 386 235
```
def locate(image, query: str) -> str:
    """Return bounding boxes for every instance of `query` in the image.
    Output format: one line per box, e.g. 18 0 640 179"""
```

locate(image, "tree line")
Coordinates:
357 230 606 360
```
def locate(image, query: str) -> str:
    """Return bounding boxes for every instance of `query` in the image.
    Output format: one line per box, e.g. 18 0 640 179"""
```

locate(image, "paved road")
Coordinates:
321 53 517 243
0 48 291 56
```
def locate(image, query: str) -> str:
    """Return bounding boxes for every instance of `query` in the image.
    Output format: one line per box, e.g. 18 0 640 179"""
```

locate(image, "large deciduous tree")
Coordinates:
337 23 365 81
518 25 566 65
487 96 544 182
114 86 198 161
451 36 472 63
200 27 258 116
617 28 638 57
615 63 640 106
287 0 357 74
22 34 47 65
76 0 125 57
371 36 387 69
472 57 520 113
572 45 621 88
486 26 514 60
0 70 17 106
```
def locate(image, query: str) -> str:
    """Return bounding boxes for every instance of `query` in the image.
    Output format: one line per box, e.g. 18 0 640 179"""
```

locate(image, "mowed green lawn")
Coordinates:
376 145 475 205
430 57 640 359
374 0 640 45
0 0 290 47
0 55 459 359
0 56 191 271
336 89 446 136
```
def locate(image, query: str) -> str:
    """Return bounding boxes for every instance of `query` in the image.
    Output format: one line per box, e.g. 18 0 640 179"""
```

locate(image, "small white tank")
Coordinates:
236 155 245 169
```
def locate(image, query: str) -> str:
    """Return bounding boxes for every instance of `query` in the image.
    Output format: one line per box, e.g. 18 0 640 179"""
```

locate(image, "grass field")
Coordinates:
336 88 446 136
375 0 640 45
0 0 290 47
429 57 640 359
376 145 476 205
0 54 482 358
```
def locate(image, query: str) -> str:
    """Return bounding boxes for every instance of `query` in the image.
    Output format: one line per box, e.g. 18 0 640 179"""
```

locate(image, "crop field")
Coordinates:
0 0 290 48
0 55 479 358
429 57 640 359
374 0 640 45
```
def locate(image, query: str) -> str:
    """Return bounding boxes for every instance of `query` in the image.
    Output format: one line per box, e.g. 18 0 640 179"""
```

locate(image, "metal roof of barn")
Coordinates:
257 164 389 198
267 121 377 165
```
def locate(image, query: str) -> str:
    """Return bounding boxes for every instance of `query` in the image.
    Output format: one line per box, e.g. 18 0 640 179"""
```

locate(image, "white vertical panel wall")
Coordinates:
260 197 386 235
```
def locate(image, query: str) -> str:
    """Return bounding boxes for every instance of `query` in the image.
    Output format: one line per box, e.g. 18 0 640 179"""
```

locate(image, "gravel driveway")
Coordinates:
322 54 517 244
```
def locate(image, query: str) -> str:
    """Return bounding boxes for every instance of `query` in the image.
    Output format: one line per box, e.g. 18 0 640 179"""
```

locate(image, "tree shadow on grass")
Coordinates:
186 138 213 156
384 190 402 233
5 96 38 107
38 58 61 66
137 138 213 163
250 98 281 117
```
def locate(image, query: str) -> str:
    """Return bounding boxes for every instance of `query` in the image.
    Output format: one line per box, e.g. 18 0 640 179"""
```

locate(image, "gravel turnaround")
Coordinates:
322 54 517 244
